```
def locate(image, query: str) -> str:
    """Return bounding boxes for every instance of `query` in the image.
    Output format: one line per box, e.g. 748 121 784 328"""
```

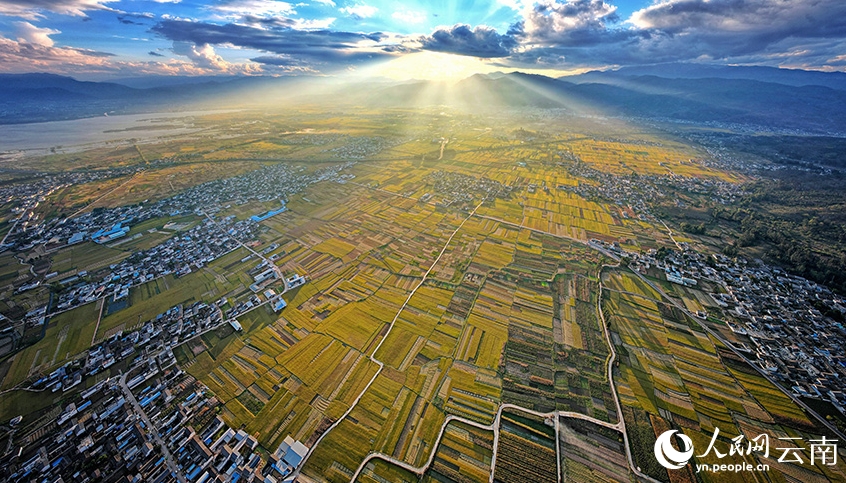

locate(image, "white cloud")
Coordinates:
521 0 618 44
211 0 296 19
312 0 335 6
0 33 268 77
391 9 425 25
495 0 524 11
0 0 119 20
340 4 377 18
171 41 230 70
13 21 60 46
295 17 336 29
0 34 112 71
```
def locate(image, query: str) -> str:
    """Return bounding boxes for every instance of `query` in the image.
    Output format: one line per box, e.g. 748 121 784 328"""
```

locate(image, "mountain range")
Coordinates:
2 64 846 134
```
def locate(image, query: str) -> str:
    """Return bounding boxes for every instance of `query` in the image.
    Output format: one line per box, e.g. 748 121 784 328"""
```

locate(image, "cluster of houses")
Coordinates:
32 297 226 394
9 163 304 254
2 254 302 479
613 241 846 414
0 166 141 251
4 377 159 482
52 215 246 313
709 256 846 409
8 160 353 258
4 275 300 481
557 151 743 218
7 162 351 336
325 136 395 159
5 364 309 483
423 170 513 206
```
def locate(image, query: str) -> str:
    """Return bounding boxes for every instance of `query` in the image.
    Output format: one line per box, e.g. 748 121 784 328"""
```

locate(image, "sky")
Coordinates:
1 0 845 80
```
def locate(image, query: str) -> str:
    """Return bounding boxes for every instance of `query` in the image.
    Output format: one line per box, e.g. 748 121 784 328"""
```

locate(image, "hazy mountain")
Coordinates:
110 75 245 89
562 63 846 90
2 70 846 134
556 74 846 133
0 73 138 98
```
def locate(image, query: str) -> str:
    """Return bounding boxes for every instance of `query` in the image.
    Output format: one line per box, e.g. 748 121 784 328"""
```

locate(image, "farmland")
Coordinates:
602 267 846 483
493 410 558 483
1 300 100 389
3 108 842 483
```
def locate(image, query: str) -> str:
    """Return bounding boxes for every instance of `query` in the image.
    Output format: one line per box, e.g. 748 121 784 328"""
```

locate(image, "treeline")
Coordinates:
711 177 846 294
679 222 707 235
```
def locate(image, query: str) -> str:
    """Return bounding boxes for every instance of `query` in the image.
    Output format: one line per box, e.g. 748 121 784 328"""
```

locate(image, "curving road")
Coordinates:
596 264 664 483
345 261 665 483
292 200 485 481
303 180 838 482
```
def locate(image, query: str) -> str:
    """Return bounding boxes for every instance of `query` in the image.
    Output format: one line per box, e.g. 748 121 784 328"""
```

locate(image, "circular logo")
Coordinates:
654 430 694 470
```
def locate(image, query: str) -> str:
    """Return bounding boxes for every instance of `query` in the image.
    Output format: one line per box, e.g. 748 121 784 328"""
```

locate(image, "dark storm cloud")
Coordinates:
237 15 297 29
151 20 384 51
150 19 398 70
420 24 516 58
148 50 164 57
631 0 846 54
381 44 416 54
117 16 144 25
152 19 386 58
501 0 846 69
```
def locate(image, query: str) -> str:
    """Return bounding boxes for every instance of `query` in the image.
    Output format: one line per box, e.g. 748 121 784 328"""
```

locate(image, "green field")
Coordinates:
95 261 243 340
2 300 100 390
49 242 129 275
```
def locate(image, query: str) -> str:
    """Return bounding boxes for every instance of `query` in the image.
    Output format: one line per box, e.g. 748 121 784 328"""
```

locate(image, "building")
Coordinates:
273 298 287 313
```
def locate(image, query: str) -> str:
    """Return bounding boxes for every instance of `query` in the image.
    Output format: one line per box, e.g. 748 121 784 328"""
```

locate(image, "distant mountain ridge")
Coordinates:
561 63 846 90
2 66 846 134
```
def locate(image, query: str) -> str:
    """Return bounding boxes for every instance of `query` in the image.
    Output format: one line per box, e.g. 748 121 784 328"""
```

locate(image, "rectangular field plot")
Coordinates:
604 267 846 483
2 300 100 389
559 416 631 483
493 411 557 483
422 421 494 483
355 459 418 483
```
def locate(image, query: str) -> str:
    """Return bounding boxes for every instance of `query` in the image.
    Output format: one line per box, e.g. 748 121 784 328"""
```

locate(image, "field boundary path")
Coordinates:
293 194 664 483
293 200 485 481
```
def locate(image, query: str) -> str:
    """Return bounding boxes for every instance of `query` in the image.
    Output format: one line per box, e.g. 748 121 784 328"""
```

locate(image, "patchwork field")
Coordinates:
5 109 838 483
603 268 846 483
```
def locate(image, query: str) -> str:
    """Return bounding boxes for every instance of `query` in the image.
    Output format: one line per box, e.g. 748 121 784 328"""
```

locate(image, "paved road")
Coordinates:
0 215 22 246
659 220 683 250
327 182 665 483
70 170 144 219
201 211 291 292
292 201 485 481
119 373 187 483
438 138 448 160
630 270 846 442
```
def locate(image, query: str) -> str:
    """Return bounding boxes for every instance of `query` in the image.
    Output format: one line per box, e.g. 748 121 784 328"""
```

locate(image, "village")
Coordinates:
594 238 846 416
0 162 351 355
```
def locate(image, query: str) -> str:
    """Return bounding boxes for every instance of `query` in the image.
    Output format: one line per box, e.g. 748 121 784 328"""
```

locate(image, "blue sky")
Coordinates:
1 0 845 79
